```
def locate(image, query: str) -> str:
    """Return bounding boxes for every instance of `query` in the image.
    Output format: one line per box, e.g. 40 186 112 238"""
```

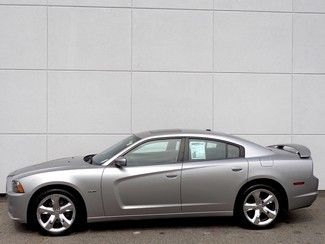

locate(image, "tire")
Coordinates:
236 184 281 229
29 189 80 235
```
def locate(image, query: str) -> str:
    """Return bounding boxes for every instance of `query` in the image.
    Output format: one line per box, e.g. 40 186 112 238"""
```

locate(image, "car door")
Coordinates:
101 137 184 216
181 138 248 212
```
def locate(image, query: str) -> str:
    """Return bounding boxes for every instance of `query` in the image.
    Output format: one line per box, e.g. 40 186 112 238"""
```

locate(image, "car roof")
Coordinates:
135 129 226 139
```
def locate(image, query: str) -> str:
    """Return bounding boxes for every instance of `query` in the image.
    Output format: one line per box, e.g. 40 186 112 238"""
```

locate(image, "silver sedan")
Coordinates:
6 129 319 235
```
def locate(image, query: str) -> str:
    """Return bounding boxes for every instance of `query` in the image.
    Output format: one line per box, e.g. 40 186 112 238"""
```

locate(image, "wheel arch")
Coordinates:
234 178 289 215
27 184 87 225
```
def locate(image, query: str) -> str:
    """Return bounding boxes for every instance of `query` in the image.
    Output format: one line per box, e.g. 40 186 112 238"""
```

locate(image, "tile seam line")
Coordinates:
2 69 325 75
291 6 294 143
1 4 325 14
130 0 133 134
46 0 49 160
0 133 132 135
212 0 215 131
0 133 324 136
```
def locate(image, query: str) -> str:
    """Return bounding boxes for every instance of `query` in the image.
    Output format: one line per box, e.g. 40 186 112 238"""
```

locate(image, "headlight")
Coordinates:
12 180 25 193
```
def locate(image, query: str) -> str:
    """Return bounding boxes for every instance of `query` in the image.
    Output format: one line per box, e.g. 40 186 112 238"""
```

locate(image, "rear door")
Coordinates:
101 137 185 216
181 138 248 212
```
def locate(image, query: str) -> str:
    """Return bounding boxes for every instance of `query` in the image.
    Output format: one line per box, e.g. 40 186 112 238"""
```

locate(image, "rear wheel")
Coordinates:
237 184 281 228
31 189 79 235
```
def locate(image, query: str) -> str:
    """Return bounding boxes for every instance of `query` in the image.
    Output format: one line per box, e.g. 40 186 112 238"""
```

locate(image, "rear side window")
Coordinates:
188 139 241 161
227 144 240 158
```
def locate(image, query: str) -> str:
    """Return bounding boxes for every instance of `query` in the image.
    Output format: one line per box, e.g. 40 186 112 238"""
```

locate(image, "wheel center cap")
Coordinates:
54 208 60 215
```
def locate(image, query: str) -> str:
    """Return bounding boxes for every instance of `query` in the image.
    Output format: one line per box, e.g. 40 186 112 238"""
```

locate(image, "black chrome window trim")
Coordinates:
183 137 245 163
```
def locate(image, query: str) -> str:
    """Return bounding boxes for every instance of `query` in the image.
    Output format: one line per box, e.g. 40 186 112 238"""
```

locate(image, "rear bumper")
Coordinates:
288 176 319 210
7 191 29 223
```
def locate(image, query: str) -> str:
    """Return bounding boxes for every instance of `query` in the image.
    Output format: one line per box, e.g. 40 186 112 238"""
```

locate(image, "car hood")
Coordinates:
9 156 93 179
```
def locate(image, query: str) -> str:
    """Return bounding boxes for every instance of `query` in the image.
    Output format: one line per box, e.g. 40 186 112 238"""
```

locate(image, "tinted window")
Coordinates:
188 139 241 161
227 144 240 158
125 139 181 167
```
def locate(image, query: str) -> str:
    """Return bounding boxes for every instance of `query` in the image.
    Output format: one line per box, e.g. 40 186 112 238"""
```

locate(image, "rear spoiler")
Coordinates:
267 144 311 158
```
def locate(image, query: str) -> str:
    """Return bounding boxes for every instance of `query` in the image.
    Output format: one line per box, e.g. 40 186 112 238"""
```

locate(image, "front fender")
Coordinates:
19 167 105 220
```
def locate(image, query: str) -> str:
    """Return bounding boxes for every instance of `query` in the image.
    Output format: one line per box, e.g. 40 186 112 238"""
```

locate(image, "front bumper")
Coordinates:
288 175 319 210
7 191 30 223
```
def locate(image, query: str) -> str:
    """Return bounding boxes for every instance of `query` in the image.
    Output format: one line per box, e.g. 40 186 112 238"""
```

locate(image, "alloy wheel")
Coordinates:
243 188 279 226
36 193 76 233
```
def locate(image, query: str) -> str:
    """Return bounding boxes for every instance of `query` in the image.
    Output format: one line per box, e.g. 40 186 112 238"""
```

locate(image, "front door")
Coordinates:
101 138 183 216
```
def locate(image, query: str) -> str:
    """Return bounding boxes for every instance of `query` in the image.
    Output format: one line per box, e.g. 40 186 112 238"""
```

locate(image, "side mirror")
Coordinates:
114 157 127 168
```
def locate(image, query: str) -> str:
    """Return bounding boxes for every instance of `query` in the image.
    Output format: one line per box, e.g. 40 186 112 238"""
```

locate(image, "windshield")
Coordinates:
92 135 140 165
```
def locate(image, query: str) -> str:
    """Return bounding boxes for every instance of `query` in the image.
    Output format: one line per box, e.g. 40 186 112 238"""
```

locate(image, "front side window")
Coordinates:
124 138 181 167
188 139 241 161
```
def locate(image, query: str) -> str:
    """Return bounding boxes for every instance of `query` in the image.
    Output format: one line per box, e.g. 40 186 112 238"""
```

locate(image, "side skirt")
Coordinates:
87 210 233 223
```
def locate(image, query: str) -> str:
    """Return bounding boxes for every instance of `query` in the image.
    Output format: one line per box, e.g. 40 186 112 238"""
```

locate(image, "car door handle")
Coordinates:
231 167 243 172
166 174 178 178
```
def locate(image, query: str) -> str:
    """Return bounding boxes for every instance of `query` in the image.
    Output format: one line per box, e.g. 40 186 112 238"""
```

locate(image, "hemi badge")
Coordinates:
293 181 305 186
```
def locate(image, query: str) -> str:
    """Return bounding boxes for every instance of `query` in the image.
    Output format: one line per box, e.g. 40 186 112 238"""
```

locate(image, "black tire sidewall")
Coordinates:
237 184 281 229
30 189 79 236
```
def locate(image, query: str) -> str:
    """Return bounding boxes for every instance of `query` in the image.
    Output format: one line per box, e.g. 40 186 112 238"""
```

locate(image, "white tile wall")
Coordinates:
293 0 325 13
293 75 325 134
214 74 291 134
293 14 325 73
1 2 325 191
0 0 47 5
214 12 292 73
0 135 46 192
47 135 127 160
0 71 47 133
214 0 292 11
132 9 213 71
48 0 131 7
132 72 213 131
133 0 213 9
48 71 131 133
48 7 131 70
0 5 47 69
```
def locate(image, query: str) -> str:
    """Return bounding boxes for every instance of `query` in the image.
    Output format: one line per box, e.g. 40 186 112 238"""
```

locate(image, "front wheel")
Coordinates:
237 185 281 229
31 189 78 235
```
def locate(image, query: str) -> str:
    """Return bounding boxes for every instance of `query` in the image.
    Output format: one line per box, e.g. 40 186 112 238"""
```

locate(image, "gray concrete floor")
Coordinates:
1 193 324 244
